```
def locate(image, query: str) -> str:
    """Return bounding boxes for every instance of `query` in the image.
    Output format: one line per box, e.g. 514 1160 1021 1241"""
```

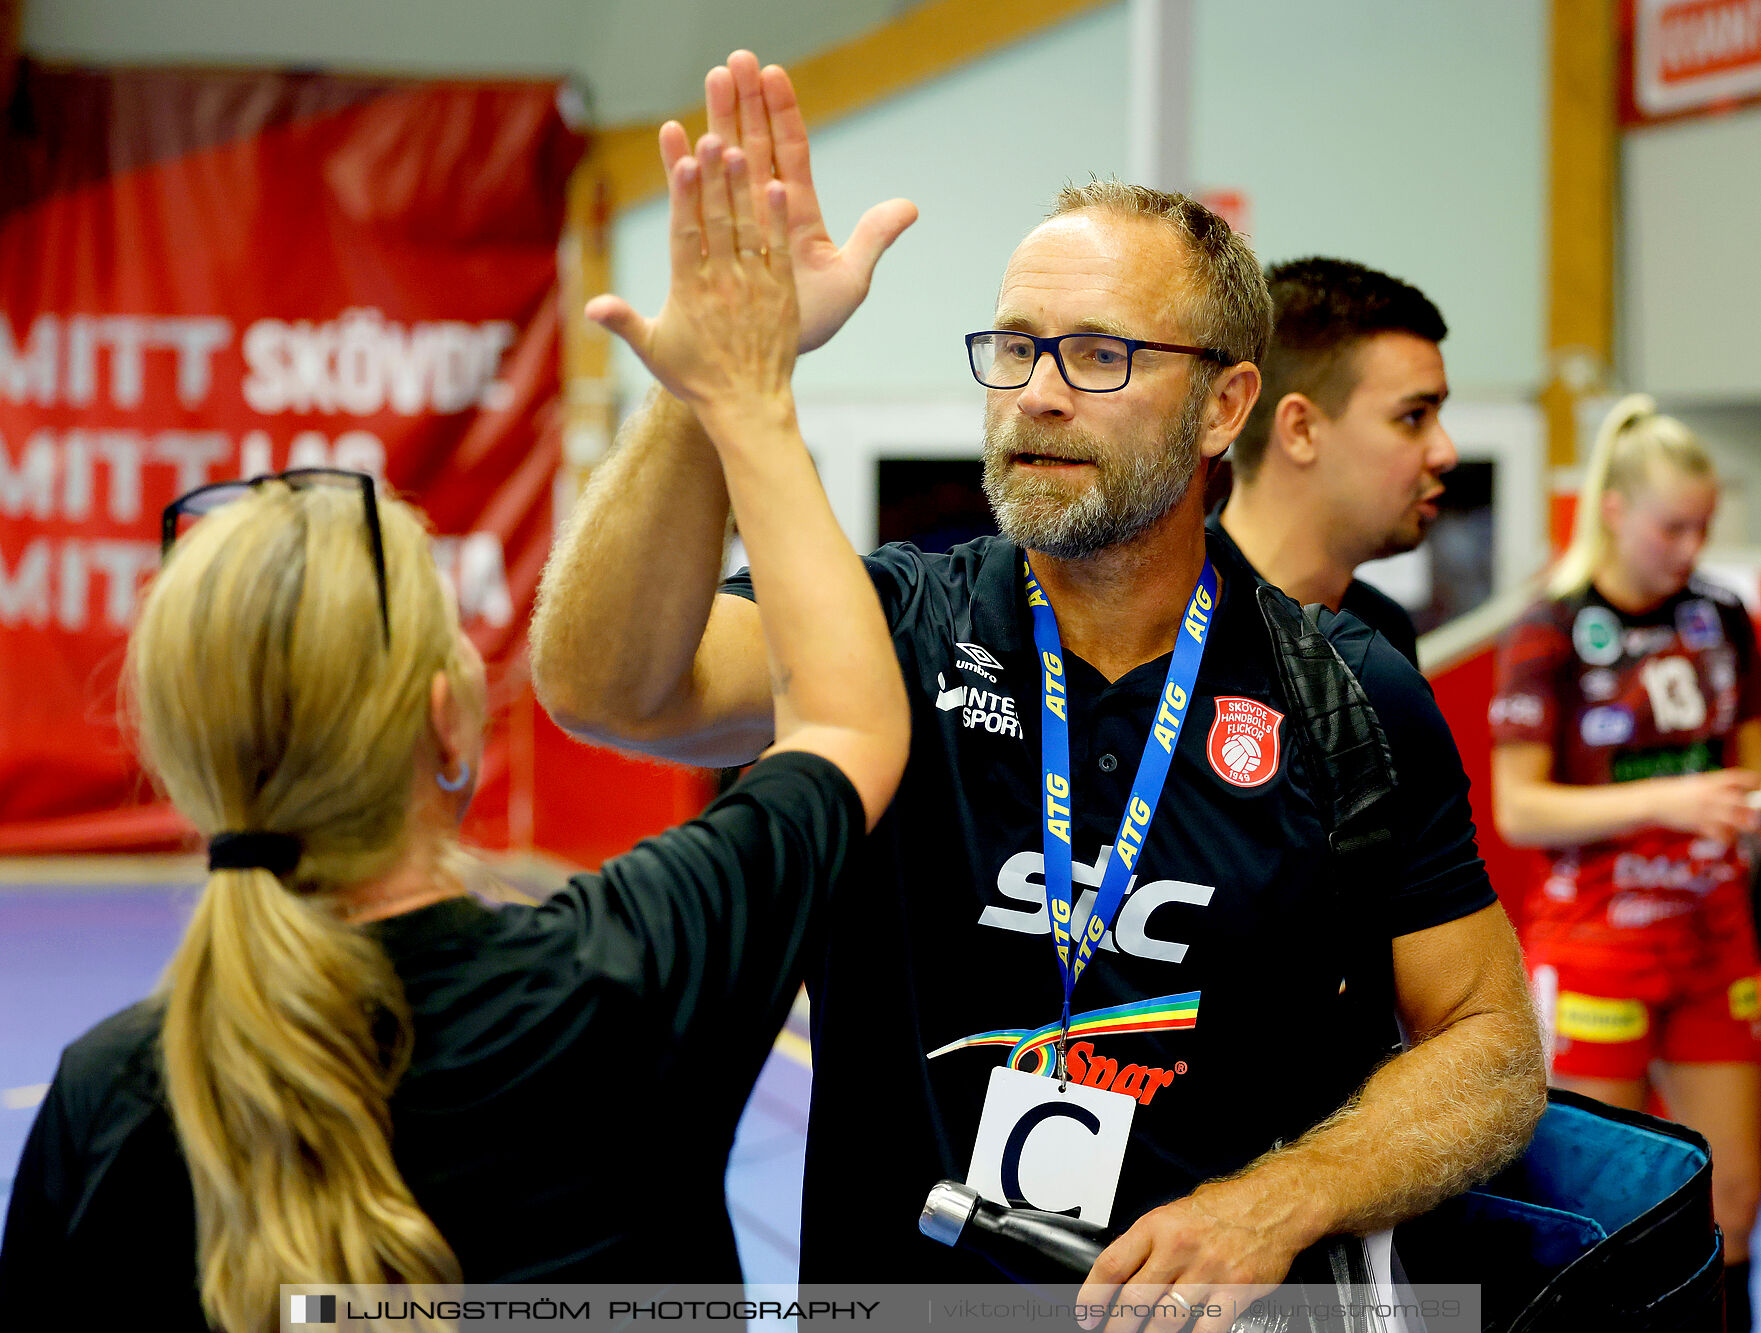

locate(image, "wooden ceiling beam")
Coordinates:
1541 0 1618 471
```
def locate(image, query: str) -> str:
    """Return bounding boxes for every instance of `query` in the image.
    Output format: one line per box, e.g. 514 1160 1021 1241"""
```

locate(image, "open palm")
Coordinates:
669 52 918 353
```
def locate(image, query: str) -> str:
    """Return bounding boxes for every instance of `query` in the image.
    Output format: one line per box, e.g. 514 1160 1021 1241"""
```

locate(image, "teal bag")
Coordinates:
1395 1090 1721 1331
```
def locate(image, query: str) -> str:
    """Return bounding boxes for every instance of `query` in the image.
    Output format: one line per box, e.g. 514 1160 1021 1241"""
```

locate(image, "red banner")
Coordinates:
0 65 711 860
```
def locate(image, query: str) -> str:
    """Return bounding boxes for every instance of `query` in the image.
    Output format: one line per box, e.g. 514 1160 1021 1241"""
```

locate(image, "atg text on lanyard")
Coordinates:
1023 555 1219 1070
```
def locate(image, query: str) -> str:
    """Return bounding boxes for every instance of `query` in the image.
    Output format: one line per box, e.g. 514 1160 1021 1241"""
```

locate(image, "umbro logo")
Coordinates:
955 641 1004 682
957 642 1004 669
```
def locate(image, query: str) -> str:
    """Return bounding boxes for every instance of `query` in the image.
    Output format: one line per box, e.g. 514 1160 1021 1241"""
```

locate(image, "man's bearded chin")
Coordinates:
981 391 1205 561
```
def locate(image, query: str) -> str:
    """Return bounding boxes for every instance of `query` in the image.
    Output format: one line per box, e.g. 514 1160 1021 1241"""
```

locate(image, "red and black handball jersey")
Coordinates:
1490 578 1761 965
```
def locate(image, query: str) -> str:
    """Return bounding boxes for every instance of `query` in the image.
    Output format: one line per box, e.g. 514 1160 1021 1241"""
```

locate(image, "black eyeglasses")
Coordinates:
966 330 1231 393
161 468 391 648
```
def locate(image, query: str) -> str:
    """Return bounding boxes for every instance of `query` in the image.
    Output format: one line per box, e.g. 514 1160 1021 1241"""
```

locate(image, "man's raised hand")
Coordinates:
675 51 916 353
586 134 797 428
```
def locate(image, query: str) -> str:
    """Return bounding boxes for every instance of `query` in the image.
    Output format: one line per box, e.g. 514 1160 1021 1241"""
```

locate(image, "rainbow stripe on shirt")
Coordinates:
926 991 1200 1076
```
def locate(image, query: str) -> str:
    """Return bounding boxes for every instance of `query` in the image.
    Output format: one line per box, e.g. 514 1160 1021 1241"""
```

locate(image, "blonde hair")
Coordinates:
1548 393 1717 597
126 483 468 1331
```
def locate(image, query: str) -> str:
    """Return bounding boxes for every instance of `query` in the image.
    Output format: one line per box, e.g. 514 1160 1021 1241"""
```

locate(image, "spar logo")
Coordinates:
1205 696 1283 788
927 993 1197 1106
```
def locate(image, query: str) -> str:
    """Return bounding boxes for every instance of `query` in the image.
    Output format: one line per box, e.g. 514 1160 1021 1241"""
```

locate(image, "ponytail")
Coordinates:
161 869 459 1333
1548 393 1716 597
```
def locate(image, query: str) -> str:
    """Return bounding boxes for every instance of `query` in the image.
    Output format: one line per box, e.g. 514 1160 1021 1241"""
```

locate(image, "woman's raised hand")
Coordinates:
586 133 798 430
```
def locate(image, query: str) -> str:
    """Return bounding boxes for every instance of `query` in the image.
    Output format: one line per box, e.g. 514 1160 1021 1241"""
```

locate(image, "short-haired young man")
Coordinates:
1216 257 1456 665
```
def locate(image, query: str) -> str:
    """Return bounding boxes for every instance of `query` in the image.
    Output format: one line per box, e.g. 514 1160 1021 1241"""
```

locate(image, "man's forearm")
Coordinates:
530 387 729 734
1199 1006 1546 1247
703 392 909 824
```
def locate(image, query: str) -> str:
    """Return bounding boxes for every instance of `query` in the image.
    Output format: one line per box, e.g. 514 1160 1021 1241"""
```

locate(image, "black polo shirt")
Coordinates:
0 751 862 1324
1341 580 1421 668
724 530 1491 1281
1206 511 1421 666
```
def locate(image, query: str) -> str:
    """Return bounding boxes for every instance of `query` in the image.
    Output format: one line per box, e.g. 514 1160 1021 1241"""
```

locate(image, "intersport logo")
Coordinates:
935 673 1023 738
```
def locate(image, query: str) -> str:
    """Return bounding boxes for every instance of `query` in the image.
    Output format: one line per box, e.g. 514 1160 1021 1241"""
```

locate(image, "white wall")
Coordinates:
1623 106 1761 401
1620 107 1761 562
21 0 583 78
572 0 914 123
1188 0 1549 399
610 5 1135 404
611 1 1553 410
18 0 916 122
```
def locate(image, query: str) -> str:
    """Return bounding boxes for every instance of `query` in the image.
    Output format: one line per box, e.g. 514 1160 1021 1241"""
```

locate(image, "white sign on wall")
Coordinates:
1634 0 1761 118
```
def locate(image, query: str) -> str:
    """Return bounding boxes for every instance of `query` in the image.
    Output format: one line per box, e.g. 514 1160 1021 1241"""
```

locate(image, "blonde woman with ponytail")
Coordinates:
0 131 908 1330
1489 394 1761 1328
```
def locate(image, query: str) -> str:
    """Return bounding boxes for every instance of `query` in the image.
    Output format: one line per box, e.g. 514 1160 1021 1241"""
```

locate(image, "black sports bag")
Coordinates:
1261 587 1724 1332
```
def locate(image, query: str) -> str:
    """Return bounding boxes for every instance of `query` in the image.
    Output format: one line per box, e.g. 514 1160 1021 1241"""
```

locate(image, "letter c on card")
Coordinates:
1000 1101 1102 1216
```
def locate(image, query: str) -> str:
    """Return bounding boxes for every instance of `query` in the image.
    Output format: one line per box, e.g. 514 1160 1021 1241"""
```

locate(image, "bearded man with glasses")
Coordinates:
533 50 1542 1316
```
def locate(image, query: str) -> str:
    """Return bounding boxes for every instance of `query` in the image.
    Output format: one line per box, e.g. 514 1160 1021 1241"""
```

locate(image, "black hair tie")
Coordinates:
207 831 303 876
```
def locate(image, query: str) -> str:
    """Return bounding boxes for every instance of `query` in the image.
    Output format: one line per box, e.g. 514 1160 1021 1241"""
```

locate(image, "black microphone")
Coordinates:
919 1180 1109 1277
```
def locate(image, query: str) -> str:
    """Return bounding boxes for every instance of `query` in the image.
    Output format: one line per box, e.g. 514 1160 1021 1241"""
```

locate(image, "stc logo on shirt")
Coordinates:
979 844 1215 964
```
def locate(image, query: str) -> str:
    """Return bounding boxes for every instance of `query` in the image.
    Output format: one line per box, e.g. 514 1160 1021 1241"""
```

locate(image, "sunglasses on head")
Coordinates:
160 467 391 648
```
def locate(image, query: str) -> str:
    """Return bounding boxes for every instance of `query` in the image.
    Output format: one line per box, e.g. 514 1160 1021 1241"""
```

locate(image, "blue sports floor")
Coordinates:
0 867 812 1285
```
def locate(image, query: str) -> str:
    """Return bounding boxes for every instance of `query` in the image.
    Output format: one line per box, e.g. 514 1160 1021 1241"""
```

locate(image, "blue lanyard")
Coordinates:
1024 555 1219 1046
